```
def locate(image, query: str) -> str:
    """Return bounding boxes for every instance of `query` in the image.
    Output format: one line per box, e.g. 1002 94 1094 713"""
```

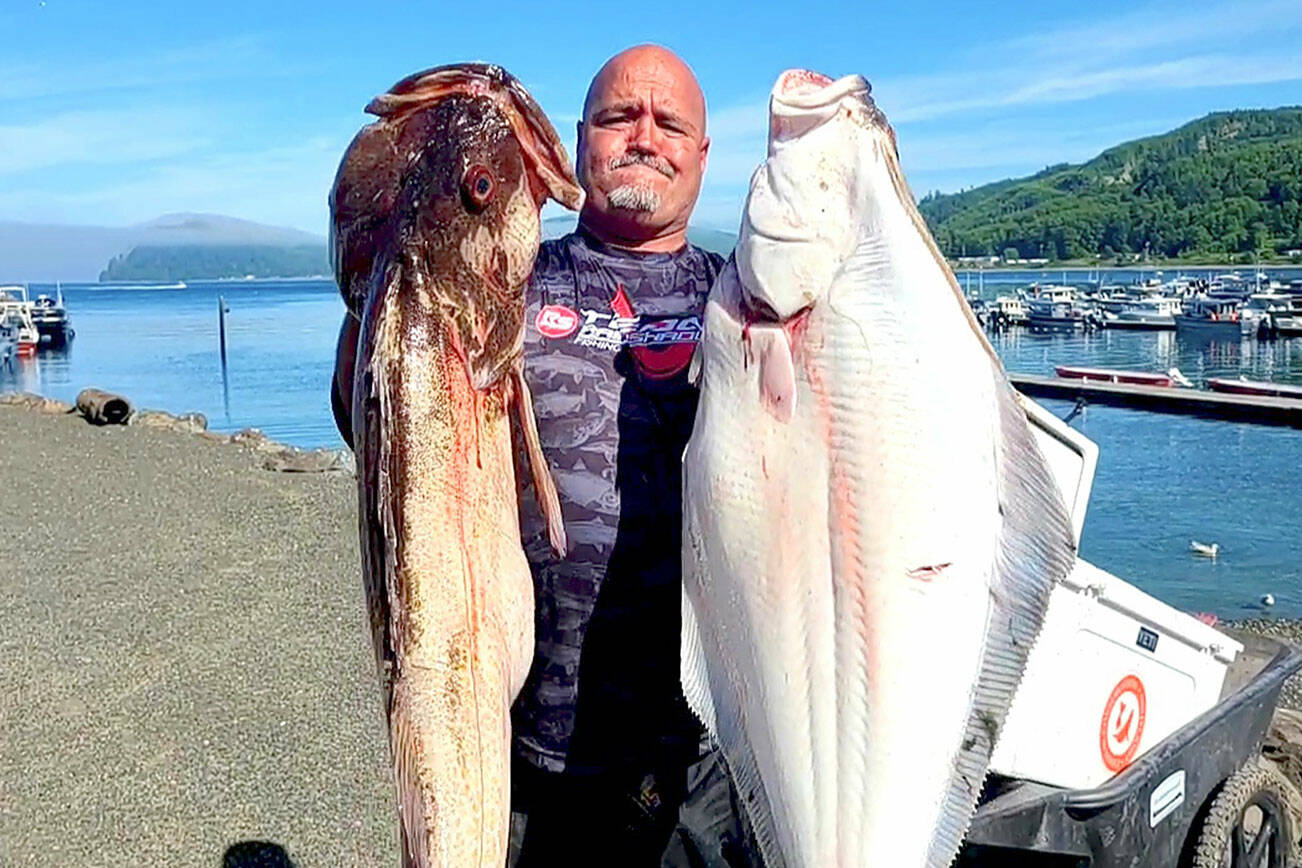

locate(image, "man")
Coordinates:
332 44 748 866
506 45 749 867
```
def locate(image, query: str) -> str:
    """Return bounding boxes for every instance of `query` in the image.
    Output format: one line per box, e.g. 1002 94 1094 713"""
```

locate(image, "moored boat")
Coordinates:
0 317 16 367
0 286 39 356
1027 298 1098 330
29 290 74 347
1174 297 1241 337
1055 365 1174 387
1025 284 1101 331
1100 295 1182 330
990 294 1028 327
1206 377 1302 399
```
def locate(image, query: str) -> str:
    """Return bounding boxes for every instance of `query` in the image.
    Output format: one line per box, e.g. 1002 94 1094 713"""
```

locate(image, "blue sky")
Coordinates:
2 0 1300 235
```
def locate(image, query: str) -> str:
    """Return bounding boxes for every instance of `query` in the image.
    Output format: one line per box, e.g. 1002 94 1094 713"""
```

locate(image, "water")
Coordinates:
2 279 347 448
3 272 1301 618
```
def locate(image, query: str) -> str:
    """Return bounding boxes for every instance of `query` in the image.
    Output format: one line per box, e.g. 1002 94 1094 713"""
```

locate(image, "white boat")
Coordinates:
0 316 16 367
1100 295 1182 330
989 294 1028 326
1027 298 1093 330
0 286 39 356
1024 285 1096 330
1205 275 1252 302
1239 292 1296 337
1174 297 1242 337
95 280 187 290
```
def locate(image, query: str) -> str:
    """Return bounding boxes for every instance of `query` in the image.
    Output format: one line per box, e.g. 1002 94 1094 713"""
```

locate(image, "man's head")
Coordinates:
576 45 709 250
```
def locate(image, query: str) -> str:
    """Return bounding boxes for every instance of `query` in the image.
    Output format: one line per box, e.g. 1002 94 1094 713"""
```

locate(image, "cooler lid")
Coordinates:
1021 394 1098 544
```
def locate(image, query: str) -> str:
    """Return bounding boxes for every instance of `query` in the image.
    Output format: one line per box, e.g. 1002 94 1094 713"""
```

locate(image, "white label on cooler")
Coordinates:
1149 770 1185 828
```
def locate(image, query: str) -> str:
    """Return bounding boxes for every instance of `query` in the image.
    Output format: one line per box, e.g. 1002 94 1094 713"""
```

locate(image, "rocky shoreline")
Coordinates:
1226 619 1302 710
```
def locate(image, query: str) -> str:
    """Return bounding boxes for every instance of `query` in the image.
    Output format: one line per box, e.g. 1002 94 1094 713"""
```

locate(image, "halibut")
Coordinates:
680 70 1076 867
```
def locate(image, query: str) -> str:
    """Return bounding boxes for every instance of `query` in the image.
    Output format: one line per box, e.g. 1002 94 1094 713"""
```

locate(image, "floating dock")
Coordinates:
1010 374 1302 428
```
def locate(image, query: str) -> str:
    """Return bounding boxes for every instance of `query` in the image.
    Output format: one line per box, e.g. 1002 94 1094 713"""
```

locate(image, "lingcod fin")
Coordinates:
512 367 567 557
924 374 1077 866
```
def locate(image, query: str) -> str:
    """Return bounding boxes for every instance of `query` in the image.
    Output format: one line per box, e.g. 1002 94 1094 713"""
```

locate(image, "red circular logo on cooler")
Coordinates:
535 304 579 339
1099 675 1146 773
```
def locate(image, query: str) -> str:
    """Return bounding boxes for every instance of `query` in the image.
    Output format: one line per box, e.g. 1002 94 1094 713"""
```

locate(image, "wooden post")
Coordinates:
218 295 229 375
218 295 231 419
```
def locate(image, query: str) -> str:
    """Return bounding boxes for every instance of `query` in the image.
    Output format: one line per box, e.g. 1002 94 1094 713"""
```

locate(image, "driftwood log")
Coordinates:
75 389 134 425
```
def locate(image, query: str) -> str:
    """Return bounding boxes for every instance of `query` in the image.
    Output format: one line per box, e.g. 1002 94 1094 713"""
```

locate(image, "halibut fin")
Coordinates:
924 374 1077 866
753 323 798 423
679 584 718 738
682 496 789 868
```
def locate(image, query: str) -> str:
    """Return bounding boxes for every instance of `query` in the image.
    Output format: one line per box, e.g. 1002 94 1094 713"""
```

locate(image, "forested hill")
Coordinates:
100 244 329 281
918 107 1302 262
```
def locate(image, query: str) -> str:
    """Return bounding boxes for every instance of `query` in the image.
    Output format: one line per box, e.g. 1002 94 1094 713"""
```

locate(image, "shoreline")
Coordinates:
0 399 395 867
2 397 1301 865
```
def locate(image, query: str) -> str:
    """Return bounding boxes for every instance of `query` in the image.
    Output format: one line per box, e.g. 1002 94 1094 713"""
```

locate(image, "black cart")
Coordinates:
960 634 1302 867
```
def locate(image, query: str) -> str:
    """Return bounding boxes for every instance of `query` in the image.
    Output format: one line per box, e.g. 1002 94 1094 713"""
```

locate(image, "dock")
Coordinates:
1010 374 1302 427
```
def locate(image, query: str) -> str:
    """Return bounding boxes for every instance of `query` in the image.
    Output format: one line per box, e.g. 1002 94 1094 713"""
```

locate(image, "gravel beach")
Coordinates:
0 403 396 867
2 399 1300 868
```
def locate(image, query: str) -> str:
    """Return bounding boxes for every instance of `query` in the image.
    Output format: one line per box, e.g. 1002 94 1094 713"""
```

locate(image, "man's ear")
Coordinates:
699 135 710 174
575 120 585 167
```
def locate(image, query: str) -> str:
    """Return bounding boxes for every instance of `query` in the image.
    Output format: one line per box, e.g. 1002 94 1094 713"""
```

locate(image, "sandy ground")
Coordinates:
0 404 396 867
3 399 1301 868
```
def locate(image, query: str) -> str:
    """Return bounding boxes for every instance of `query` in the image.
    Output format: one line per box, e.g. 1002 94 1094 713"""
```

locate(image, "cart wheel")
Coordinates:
1192 763 1297 868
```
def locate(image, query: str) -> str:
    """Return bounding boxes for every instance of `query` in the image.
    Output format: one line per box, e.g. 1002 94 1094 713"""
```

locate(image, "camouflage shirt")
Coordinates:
513 227 725 774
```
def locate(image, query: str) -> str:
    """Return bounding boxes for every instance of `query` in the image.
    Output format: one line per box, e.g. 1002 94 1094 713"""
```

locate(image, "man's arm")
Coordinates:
332 313 360 449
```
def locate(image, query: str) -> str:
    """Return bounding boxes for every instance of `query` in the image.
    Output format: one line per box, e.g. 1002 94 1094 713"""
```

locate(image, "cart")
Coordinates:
961 632 1302 867
956 398 1302 866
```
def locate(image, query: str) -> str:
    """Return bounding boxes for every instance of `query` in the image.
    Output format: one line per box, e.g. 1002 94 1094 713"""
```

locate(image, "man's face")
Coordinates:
577 51 709 241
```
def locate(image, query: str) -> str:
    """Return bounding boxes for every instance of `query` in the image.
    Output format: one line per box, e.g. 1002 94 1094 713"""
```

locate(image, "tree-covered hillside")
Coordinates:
918 108 1302 262
100 244 330 281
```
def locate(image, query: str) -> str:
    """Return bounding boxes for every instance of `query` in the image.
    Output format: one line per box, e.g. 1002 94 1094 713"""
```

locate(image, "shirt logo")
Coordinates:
536 304 580 339
541 284 703 379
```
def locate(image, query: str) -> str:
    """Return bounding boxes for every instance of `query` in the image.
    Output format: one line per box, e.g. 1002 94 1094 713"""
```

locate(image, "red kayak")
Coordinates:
1206 377 1302 399
1055 365 1174 387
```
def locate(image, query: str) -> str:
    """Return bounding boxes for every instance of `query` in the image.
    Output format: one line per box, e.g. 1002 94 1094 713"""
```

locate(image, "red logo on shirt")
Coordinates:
536 304 579 338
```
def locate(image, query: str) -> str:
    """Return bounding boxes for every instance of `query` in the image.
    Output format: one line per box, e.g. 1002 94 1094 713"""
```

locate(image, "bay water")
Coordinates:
4 272 1301 618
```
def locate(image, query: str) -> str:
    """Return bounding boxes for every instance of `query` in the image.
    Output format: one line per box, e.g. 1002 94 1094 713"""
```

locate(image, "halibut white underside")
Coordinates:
680 114 1076 867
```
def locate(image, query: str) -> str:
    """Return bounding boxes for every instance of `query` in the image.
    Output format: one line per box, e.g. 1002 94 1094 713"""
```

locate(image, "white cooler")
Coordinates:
987 399 1244 791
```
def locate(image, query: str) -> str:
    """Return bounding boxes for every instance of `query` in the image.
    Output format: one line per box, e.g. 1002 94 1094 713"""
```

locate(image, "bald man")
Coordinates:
505 45 752 866
329 44 748 867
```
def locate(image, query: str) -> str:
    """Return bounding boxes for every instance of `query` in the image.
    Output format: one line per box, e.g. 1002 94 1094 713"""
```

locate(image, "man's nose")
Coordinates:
629 112 659 153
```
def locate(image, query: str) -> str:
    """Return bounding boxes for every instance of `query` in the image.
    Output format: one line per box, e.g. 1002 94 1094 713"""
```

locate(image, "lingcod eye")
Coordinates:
463 164 494 209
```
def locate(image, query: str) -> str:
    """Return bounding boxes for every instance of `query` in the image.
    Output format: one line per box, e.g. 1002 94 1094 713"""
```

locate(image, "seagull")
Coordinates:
1262 594 1276 607
1191 540 1220 558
